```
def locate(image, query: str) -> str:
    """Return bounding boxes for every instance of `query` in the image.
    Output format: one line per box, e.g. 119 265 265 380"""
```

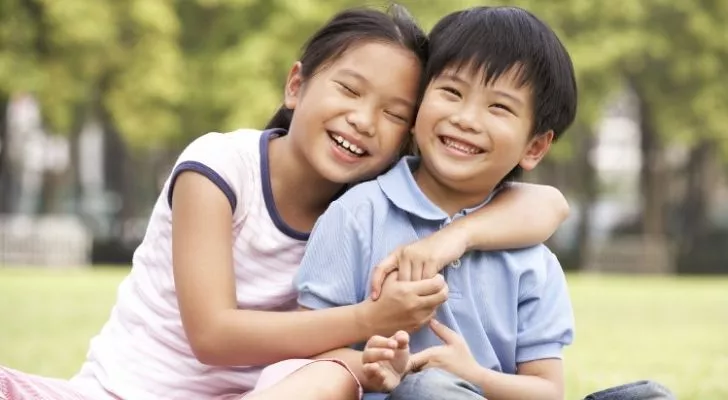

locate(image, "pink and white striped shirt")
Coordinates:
70 129 310 399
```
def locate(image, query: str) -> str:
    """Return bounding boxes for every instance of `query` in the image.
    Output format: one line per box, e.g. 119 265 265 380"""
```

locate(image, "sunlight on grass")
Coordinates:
1 267 726 399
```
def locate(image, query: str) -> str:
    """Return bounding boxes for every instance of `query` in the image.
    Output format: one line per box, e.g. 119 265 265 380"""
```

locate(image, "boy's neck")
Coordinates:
268 135 344 231
412 163 496 217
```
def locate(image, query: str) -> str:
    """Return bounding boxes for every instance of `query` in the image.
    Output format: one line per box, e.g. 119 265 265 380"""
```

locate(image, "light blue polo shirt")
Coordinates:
295 156 574 376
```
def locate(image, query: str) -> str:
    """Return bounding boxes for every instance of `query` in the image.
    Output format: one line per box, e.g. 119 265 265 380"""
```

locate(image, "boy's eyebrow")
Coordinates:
339 68 414 108
439 72 526 108
492 90 526 108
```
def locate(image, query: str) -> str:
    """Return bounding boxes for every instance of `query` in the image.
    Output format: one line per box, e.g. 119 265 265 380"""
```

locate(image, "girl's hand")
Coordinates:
358 272 448 336
370 226 468 300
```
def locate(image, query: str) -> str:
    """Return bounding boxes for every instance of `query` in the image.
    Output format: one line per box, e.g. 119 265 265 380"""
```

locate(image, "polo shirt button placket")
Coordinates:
451 258 462 269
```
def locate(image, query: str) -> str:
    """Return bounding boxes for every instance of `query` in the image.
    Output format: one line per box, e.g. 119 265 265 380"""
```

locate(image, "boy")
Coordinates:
295 6 577 399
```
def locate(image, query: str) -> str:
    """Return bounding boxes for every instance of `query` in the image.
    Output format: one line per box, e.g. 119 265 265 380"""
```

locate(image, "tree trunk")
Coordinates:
0 93 12 213
572 128 597 271
677 139 714 269
636 88 667 238
100 109 135 225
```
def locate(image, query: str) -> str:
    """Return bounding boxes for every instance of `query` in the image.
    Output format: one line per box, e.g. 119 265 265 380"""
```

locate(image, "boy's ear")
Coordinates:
519 130 554 171
283 62 304 110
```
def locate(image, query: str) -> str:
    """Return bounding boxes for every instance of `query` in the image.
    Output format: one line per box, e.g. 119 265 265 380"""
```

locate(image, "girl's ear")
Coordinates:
284 62 305 110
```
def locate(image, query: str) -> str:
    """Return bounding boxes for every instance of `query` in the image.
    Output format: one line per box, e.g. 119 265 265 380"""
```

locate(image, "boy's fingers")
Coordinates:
363 348 395 364
429 319 459 344
423 261 440 280
398 259 412 282
393 330 410 348
366 335 397 349
409 347 437 370
411 262 424 281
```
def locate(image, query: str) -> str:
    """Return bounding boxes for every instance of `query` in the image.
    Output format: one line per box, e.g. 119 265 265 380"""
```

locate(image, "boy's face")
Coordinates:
412 65 553 194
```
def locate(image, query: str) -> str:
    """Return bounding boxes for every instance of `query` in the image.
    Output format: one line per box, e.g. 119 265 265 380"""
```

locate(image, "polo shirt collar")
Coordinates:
377 156 497 221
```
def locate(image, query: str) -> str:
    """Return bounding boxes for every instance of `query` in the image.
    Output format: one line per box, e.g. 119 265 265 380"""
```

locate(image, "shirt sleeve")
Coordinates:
516 248 575 363
166 132 246 215
295 201 371 309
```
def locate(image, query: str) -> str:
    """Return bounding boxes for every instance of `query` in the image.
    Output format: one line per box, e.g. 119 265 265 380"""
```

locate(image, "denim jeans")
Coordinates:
362 368 675 400
386 368 484 400
584 380 676 400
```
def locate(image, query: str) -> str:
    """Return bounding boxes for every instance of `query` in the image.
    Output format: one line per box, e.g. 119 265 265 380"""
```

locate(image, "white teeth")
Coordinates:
330 133 365 156
442 137 481 154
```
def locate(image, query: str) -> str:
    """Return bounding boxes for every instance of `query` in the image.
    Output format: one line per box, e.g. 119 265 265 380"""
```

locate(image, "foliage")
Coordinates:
2 0 726 154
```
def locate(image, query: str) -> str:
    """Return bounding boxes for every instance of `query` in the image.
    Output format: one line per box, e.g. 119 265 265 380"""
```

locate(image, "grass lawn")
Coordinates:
1 267 727 399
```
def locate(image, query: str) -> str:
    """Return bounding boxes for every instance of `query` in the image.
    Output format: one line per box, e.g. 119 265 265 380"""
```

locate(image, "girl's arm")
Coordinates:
371 183 569 298
455 182 569 251
171 172 445 367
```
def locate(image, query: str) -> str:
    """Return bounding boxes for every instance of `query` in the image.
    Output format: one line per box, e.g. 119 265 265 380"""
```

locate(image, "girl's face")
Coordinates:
284 41 421 184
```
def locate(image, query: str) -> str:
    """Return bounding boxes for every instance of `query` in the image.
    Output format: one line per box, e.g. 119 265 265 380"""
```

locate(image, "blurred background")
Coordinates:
0 0 726 399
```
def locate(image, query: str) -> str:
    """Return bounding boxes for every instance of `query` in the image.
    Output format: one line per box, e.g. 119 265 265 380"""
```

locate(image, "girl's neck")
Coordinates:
267 134 344 233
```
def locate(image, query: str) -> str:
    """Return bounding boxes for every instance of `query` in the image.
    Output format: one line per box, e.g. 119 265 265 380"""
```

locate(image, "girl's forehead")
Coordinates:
328 41 419 72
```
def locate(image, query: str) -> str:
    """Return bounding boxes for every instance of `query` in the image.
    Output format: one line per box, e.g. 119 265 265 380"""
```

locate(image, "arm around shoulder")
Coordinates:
450 182 569 252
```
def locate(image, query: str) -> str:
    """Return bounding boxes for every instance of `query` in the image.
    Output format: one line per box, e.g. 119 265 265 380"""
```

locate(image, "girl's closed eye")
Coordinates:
384 110 409 124
336 81 359 97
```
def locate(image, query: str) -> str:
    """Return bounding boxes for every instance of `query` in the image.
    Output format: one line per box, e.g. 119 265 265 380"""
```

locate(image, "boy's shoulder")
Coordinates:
329 178 392 217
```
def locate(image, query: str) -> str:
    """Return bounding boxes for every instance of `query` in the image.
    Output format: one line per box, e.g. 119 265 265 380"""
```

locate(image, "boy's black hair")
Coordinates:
425 6 577 181
427 6 577 138
266 5 428 131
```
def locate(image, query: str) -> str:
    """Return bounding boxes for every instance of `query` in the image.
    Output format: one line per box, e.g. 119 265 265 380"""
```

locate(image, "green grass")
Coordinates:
1 268 727 399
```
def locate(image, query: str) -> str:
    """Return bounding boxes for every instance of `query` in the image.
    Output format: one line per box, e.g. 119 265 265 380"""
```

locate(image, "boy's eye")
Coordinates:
440 86 462 98
492 103 514 114
337 82 359 96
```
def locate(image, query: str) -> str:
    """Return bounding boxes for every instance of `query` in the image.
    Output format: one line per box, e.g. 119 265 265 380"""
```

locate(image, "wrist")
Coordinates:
469 364 492 394
449 218 475 252
353 301 376 339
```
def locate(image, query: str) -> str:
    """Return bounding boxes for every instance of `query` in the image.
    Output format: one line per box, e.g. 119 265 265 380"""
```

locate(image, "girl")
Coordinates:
0 6 568 400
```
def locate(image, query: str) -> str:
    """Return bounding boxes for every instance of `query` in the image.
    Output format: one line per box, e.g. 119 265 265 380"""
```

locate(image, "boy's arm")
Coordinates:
474 249 574 400
470 359 564 400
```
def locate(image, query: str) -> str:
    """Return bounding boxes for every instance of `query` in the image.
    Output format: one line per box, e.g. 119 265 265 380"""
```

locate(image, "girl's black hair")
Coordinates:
265 5 428 131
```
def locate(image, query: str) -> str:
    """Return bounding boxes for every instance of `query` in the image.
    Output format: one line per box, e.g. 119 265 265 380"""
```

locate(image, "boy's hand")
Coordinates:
371 227 468 300
362 331 411 392
409 320 481 384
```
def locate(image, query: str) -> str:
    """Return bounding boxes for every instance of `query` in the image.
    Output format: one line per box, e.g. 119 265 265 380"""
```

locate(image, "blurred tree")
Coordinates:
2 0 726 271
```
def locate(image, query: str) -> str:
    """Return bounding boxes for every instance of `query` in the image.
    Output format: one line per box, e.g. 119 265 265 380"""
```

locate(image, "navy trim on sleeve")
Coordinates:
167 161 237 212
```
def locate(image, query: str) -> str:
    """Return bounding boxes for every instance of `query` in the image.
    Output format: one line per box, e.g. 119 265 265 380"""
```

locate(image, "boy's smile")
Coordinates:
411 65 552 214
